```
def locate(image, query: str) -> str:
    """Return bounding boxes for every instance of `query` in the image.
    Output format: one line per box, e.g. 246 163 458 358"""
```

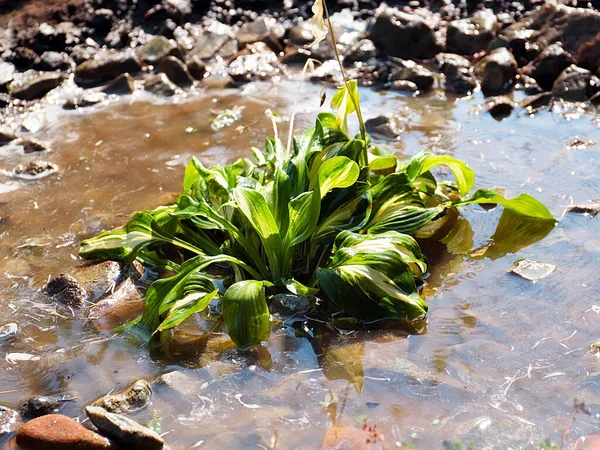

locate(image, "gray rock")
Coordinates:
520 74 543 95
186 55 206 80
523 43 575 91
475 47 517 95
446 9 496 55
344 39 377 66
157 56 193 86
9 72 64 100
287 23 314 46
0 127 17 144
389 58 434 90
14 138 50 153
370 7 440 59
40 51 74 71
190 25 237 60
0 323 18 343
70 43 99 65
91 379 152 413
139 36 182 64
21 393 77 418
102 73 135 95
75 50 142 85
143 73 178 96
85 406 165 450
552 65 599 102
510 259 556 282
63 91 107 109
0 405 21 439
228 42 281 84
484 96 515 121
436 53 477 95
86 278 145 331
236 17 271 46
269 293 312 316
11 160 58 180
0 62 15 87
365 115 404 138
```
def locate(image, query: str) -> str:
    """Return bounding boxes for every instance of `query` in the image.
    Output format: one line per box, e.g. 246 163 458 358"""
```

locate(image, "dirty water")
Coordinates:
0 80 599 449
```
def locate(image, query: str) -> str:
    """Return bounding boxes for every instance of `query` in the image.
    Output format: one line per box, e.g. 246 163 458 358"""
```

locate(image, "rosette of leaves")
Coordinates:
79 81 556 350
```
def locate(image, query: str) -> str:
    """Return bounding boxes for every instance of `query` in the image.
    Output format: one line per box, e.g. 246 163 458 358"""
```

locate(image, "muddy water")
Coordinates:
0 81 599 449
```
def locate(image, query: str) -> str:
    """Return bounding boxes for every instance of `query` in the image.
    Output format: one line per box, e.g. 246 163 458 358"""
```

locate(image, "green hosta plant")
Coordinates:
78 1 556 350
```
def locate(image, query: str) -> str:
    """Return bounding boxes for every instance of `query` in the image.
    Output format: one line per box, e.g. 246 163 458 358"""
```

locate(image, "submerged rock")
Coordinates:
91 379 152 413
86 406 164 450
86 278 145 331
153 370 204 401
0 323 19 343
475 47 517 95
9 71 64 100
21 393 77 418
509 259 556 282
370 7 440 59
75 50 142 85
0 405 21 440
16 414 111 449
566 203 600 218
157 56 193 86
11 160 58 180
552 65 600 102
143 73 178 96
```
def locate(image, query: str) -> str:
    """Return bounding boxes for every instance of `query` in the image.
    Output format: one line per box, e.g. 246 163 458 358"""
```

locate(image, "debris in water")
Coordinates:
6 353 40 363
566 201 600 218
509 259 556 282
565 138 596 150
210 106 243 131
589 340 600 354
8 160 58 180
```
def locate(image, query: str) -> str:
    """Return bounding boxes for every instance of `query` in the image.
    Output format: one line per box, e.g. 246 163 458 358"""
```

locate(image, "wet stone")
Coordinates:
153 370 203 400
365 115 404 138
0 323 18 343
553 65 599 102
14 138 50 154
475 47 518 95
91 379 152 413
389 58 435 90
521 92 552 114
228 42 281 84
484 96 515 121
344 39 377 66
370 6 440 59
186 56 206 81
157 56 193 86
0 127 17 144
9 71 64 100
21 393 77 418
0 62 15 87
436 53 477 95
509 259 557 282
43 274 87 307
0 405 21 440
446 9 497 56
269 293 312 316
40 51 74 72
86 278 145 331
86 406 164 450
524 43 575 91
287 23 314 47
390 79 419 93
565 138 597 150
75 50 142 86
102 73 135 95
16 414 111 449
143 73 178 97
63 92 107 109
590 340 600 354
11 160 58 180
566 202 600 217
139 36 181 64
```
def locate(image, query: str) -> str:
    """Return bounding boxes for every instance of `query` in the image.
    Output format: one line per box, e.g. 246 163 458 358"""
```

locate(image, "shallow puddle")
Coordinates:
1 80 599 449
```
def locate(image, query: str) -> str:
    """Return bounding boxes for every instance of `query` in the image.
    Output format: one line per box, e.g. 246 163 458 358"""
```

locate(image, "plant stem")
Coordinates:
322 0 367 149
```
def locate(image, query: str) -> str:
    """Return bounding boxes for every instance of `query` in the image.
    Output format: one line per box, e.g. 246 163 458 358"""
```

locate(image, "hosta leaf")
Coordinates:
317 231 428 322
331 81 360 136
284 278 319 296
404 151 475 196
317 156 360 197
367 205 445 236
157 289 218 333
79 210 203 262
222 280 270 348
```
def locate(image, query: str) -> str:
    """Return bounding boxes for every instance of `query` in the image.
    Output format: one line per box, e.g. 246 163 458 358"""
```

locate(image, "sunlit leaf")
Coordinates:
309 0 328 47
